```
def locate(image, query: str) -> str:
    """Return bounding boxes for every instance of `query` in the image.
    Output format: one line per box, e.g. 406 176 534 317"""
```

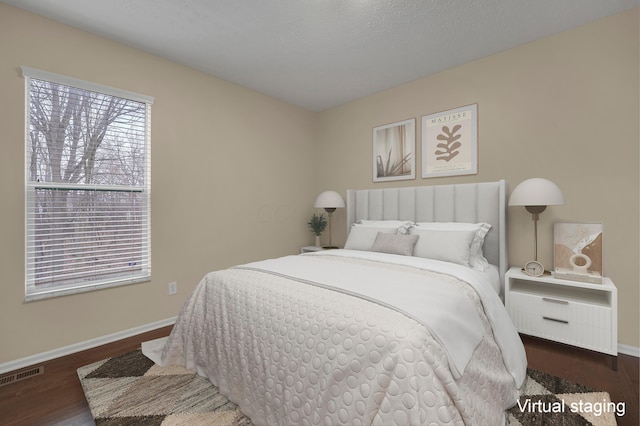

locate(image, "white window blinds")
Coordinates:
22 67 153 300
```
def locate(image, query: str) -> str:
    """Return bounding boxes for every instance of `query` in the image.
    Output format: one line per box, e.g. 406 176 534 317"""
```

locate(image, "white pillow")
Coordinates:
371 232 419 256
409 227 476 266
414 222 492 270
356 220 413 235
344 226 399 251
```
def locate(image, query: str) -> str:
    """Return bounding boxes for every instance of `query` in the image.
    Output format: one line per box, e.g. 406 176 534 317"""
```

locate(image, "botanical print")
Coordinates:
373 118 415 182
422 104 477 178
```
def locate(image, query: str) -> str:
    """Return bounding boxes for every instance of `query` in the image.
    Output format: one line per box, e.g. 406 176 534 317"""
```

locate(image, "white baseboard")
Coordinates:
0 317 176 375
618 343 640 357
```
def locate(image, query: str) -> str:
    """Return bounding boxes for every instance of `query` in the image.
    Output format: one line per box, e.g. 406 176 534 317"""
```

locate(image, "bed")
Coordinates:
144 180 527 425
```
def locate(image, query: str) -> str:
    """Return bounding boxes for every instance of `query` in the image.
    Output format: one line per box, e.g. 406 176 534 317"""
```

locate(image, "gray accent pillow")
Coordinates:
370 232 419 256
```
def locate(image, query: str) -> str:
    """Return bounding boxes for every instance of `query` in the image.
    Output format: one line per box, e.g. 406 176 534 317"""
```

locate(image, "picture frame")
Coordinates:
421 104 477 178
553 222 604 283
373 118 415 182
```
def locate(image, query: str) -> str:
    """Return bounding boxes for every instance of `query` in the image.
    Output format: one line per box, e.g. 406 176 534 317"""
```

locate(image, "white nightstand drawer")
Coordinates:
505 267 617 365
508 291 613 353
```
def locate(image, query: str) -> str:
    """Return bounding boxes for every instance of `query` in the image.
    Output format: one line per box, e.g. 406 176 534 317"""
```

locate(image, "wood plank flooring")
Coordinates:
521 334 639 426
0 326 172 426
0 328 637 425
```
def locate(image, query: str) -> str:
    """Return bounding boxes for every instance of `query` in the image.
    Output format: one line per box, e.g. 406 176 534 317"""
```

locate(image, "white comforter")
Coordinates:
145 250 527 425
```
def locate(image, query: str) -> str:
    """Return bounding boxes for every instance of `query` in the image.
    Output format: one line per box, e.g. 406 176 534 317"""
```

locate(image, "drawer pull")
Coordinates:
543 316 569 324
542 297 569 305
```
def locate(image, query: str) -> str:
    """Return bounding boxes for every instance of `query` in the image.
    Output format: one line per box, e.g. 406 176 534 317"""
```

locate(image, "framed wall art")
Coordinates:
373 118 415 182
421 104 477 178
553 222 603 283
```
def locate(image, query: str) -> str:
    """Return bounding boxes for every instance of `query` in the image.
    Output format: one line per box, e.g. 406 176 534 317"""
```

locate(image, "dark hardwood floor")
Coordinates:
0 329 637 425
0 326 173 426
521 334 639 426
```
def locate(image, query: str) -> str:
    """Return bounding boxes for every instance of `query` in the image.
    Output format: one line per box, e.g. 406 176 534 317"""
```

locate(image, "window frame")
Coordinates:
22 67 153 301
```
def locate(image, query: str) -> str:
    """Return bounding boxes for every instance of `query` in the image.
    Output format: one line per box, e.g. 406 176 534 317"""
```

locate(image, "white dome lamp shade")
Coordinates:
314 191 345 249
509 178 565 275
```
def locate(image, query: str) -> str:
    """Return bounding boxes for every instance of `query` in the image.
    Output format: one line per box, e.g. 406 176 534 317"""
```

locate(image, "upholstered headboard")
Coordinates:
346 180 508 285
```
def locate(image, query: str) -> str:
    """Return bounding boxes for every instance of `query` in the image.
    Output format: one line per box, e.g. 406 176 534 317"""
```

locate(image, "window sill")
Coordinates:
25 276 151 302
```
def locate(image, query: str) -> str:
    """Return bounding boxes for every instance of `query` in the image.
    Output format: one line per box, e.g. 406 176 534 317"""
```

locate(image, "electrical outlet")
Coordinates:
168 281 177 295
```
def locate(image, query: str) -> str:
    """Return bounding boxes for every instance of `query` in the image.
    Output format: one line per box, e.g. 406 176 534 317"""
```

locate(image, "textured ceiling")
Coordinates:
3 0 638 111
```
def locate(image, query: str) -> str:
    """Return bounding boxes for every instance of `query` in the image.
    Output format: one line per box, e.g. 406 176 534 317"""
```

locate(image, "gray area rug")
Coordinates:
78 350 617 425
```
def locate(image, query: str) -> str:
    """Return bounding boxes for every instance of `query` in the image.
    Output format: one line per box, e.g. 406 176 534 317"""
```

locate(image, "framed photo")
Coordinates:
421 104 477 178
553 222 603 283
373 118 415 182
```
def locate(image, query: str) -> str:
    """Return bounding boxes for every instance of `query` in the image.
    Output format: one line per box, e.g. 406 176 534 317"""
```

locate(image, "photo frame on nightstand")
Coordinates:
553 222 603 284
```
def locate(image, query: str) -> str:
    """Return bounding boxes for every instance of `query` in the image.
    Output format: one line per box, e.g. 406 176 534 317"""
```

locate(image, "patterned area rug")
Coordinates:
506 369 618 426
77 350 253 425
78 350 617 425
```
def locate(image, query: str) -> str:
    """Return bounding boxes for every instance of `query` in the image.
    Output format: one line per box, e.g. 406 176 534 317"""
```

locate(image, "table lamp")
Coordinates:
509 178 565 276
314 190 345 249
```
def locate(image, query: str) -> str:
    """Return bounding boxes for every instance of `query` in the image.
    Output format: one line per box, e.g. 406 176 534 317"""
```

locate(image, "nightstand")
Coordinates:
505 266 618 369
300 246 340 253
300 246 325 253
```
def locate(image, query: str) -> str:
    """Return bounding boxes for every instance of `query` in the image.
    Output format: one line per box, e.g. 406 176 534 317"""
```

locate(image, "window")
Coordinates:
22 67 153 301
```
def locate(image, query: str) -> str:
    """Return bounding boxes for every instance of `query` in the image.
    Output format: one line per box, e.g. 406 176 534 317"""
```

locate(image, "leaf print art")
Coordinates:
376 148 412 178
422 104 476 178
435 124 462 162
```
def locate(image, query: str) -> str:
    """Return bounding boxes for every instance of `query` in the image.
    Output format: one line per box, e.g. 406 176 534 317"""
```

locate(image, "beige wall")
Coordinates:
0 4 318 364
1 4 638 366
315 9 639 348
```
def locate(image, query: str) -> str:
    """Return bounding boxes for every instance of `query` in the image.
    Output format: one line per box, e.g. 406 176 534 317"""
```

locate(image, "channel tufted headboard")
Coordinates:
346 180 508 288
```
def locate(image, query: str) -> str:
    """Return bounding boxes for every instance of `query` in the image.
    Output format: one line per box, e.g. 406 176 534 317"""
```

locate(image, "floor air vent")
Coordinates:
0 365 44 387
